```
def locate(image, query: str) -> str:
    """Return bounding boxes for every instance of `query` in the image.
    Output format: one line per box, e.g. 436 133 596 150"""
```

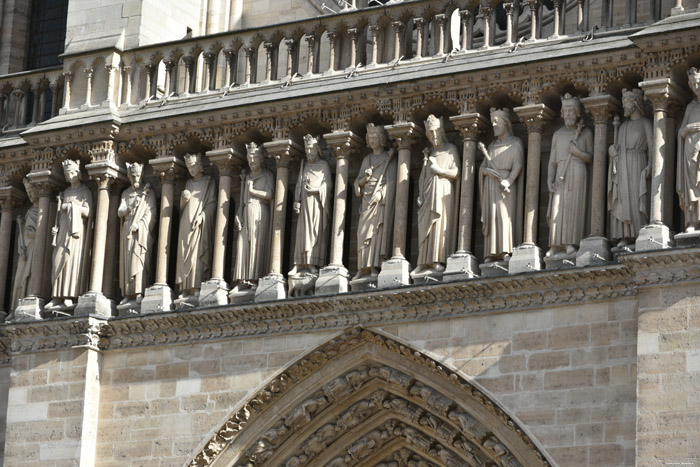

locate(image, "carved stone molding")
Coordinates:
188 327 552 466
619 247 700 288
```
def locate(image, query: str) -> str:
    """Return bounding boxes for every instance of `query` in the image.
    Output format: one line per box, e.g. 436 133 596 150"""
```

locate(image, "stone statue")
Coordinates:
45 159 93 311
175 153 216 299
677 67 700 233
232 143 274 291
546 94 594 259
608 89 652 248
478 108 524 262
291 135 332 276
353 123 396 280
118 162 157 306
10 177 40 312
413 114 460 277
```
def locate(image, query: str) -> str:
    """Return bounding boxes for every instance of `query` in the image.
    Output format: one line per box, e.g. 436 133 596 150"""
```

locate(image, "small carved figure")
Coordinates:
302 423 336 457
118 162 157 306
45 159 93 312
608 89 652 247
11 177 40 312
353 123 397 280
291 135 332 276
284 395 327 430
369 365 412 388
478 108 524 262
384 395 423 424
232 143 274 291
546 94 594 258
176 153 216 298
677 67 700 232
448 409 490 440
409 382 452 414
413 114 460 277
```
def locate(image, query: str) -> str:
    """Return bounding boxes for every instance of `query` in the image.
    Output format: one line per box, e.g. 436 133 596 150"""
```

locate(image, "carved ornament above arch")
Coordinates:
189 327 552 467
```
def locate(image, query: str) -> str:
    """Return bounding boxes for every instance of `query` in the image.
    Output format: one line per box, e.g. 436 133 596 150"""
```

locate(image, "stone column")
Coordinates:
84 68 93 107
163 60 175 96
122 65 132 106
223 49 237 87
504 2 515 46
368 25 380 67
284 39 296 78
413 18 426 58
434 14 447 56
30 85 41 125
200 147 245 306
243 46 254 85
391 22 405 62
326 32 337 74
143 63 154 101
0 187 24 319
102 180 124 299
316 131 363 295
105 65 117 105
636 79 685 251
578 95 620 266
305 35 316 76
61 72 72 112
510 103 555 273
182 56 194 95
551 0 562 39
256 139 302 302
347 29 359 69
263 42 276 82
378 122 424 288
527 0 539 40
76 162 123 317
478 5 493 48
14 171 63 321
203 52 216 91
445 113 489 279
141 157 186 313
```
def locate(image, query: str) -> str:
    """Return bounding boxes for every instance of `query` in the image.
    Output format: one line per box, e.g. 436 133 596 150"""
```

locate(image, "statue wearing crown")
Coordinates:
45 159 94 312
232 142 274 293
290 135 332 281
118 162 157 308
175 153 217 301
677 67 700 233
546 94 593 261
413 114 460 277
478 108 524 264
10 177 40 314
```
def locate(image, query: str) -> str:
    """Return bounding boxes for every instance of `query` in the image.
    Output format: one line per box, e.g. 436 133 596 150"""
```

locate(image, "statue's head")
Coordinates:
621 88 644 117
61 159 81 184
126 162 144 188
23 176 39 204
424 114 444 147
246 142 264 171
184 153 203 177
490 108 512 137
560 93 581 127
303 134 321 162
688 67 700 97
366 123 388 149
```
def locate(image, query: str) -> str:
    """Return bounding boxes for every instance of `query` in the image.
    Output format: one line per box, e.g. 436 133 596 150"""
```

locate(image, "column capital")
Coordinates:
450 113 490 141
322 131 364 160
435 13 448 24
26 170 65 197
202 52 215 63
305 35 316 45
514 103 556 132
414 16 427 25
0 186 27 211
581 95 621 125
347 28 359 39
85 160 125 188
263 41 277 53
392 21 406 33
206 147 246 176
222 49 236 60
639 78 688 112
384 122 425 149
263 139 303 168
149 156 187 183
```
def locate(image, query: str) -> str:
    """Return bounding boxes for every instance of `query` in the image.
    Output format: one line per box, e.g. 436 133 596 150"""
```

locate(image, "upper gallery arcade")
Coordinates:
0 0 699 320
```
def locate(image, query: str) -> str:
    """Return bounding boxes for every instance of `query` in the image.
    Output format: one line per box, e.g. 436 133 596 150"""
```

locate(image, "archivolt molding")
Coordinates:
189 327 551 467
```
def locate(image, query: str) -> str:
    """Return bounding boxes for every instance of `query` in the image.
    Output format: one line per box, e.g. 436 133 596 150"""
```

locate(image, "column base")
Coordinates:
229 283 257 304
576 236 612 267
75 292 115 318
315 265 349 295
635 224 675 251
116 299 141 317
11 296 45 322
377 257 411 289
444 252 480 280
673 230 700 248
479 260 509 277
508 244 544 273
671 5 685 15
350 274 378 292
289 273 318 297
174 292 199 310
199 279 230 307
255 274 287 302
141 284 174 314
544 250 577 270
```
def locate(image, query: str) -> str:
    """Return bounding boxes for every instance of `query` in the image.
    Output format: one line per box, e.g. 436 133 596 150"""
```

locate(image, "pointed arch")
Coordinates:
189 327 552 467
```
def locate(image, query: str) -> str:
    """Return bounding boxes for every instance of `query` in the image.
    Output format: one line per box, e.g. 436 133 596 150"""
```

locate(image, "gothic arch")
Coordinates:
189 327 552 467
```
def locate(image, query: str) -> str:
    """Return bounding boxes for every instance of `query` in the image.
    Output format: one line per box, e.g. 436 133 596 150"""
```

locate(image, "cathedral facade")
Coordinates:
0 0 699 465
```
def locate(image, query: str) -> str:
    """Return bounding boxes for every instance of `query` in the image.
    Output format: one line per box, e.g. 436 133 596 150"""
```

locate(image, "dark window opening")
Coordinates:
26 0 69 70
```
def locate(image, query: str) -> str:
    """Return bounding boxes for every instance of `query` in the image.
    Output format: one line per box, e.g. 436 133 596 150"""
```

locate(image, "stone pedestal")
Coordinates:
12 296 45 322
673 230 700 247
199 279 230 306
544 252 577 270
116 301 140 317
141 284 174 314
479 260 509 277
444 253 480 280
288 273 318 297
255 274 287 302
349 275 378 292
174 294 199 310
635 224 675 251
508 244 543 274
228 284 256 304
411 271 444 285
75 292 115 318
576 236 612 266
315 265 349 295
378 257 411 289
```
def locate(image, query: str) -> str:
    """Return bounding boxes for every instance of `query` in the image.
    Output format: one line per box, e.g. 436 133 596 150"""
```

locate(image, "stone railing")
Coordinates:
0 67 63 135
